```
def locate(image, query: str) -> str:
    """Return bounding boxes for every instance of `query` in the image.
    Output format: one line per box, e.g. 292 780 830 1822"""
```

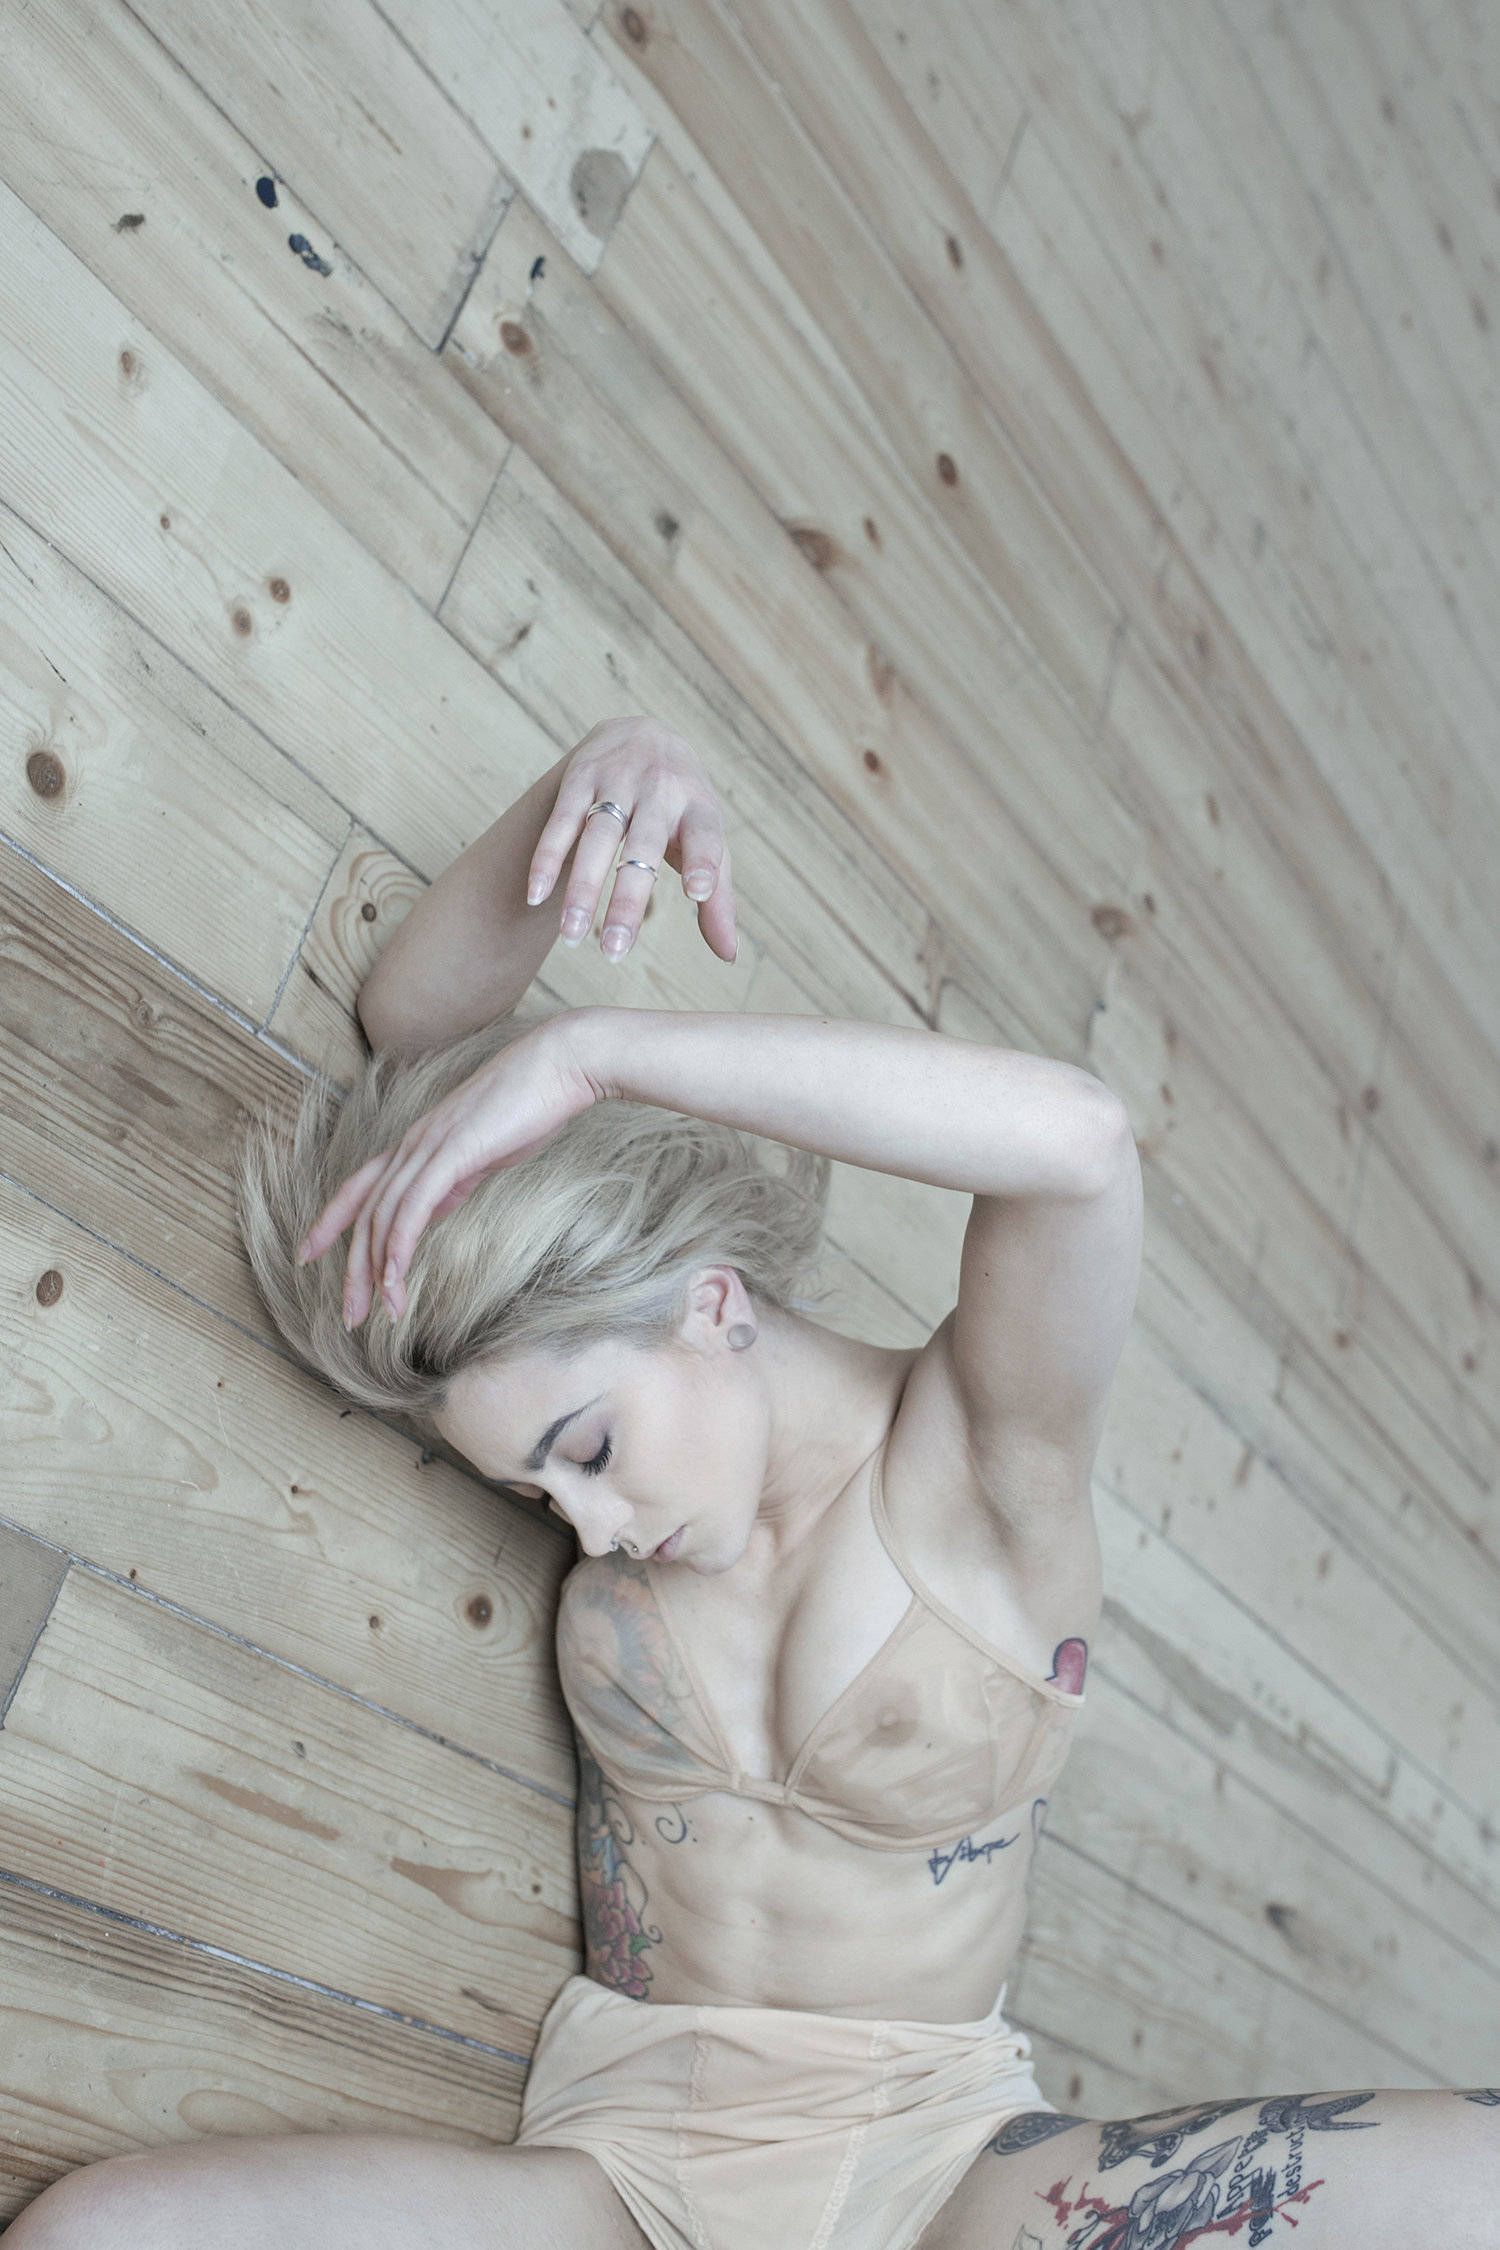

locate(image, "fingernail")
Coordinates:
731 936 740 963
685 871 713 900
602 925 630 959
527 879 547 906
297 1237 312 1264
383 1259 397 1289
384 1296 398 1324
343 1300 355 1331
561 908 587 944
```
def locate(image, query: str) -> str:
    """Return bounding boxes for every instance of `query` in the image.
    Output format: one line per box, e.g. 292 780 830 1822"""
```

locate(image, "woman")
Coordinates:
15 718 1496 2249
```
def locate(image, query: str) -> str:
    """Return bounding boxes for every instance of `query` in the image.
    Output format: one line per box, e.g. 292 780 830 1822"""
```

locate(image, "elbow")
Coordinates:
1072 1084 1138 1197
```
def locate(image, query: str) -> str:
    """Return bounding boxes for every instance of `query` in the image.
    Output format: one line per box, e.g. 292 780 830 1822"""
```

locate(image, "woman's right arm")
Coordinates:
356 717 738 1054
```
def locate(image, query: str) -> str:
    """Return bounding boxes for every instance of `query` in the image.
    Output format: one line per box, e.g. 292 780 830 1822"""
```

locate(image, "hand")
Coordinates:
528 717 738 965
297 1016 598 1327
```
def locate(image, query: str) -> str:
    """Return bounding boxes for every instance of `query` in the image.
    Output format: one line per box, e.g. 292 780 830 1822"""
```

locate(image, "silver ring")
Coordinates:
621 858 658 880
586 799 629 829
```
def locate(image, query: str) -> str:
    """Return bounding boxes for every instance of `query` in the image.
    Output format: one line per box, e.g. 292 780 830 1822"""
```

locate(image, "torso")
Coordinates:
570 1338 1102 2022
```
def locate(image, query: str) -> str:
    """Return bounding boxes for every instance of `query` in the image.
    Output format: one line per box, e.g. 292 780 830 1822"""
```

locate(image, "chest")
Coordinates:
662 1479 914 1779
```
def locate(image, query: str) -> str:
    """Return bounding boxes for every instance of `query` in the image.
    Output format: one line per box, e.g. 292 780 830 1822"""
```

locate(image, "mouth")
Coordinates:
650 1524 687 1562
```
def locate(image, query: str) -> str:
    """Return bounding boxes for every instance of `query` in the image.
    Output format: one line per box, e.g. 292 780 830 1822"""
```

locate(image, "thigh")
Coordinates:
7 2132 653 2250
918 2086 1500 2250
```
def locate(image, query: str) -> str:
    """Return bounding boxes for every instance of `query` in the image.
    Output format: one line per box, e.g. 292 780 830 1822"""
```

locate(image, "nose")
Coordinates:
568 1494 634 1558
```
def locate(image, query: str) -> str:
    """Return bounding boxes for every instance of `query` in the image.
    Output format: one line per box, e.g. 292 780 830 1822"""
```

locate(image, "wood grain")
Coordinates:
0 1173 577 1798
0 1878 523 2224
0 0 509 605
126 0 510 346
0 1569 579 2058
0 1525 67 1719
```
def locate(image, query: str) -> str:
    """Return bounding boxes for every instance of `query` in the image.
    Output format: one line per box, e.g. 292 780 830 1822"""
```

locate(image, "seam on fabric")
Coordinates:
674 2008 715 2250
807 2020 896 2250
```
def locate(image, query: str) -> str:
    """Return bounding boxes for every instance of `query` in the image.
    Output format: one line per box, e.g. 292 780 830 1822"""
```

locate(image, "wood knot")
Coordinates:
654 509 680 542
936 452 958 486
1091 903 1136 940
115 212 145 233
268 576 291 603
499 320 532 356
256 176 279 208
862 515 881 547
465 1594 494 1627
119 347 138 380
863 749 884 774
789 524 839 571
35 1269 64 1307
26 748 65 800
945 234 964 269
1361 1085 1380 1114
621 5 648 41
160 513 171 530
231 606 253 637
368 1613 382 1630
360 900 377 922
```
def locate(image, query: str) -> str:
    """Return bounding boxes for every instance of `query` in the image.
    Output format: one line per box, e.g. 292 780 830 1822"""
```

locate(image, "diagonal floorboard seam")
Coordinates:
0 1865 533 2066
0 1509 574 1813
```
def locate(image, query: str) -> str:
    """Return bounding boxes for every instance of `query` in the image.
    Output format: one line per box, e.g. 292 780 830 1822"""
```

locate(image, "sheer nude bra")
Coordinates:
556 1438 1085 1852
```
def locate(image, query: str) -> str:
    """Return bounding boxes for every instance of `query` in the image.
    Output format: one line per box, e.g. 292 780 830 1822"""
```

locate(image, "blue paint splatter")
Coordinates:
256 176 278 208
288 233 333 277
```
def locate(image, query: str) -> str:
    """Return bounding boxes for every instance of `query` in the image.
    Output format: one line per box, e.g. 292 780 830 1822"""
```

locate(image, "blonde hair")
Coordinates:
238 1015 830 1421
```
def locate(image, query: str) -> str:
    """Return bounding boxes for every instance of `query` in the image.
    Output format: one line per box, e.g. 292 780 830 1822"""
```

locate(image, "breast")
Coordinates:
784 1604 1081 1849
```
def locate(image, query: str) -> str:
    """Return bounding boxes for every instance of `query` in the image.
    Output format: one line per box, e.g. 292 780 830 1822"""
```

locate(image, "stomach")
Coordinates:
578 1758 1046 2021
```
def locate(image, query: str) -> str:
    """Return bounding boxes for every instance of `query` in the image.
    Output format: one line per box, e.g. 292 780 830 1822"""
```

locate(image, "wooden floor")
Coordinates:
2 0 1498 2215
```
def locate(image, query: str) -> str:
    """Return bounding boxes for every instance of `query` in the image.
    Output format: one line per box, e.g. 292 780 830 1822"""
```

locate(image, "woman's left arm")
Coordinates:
588 1009 1143 1494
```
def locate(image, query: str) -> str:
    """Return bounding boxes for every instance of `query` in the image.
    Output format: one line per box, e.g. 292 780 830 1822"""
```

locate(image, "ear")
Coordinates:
676 1264 753 1349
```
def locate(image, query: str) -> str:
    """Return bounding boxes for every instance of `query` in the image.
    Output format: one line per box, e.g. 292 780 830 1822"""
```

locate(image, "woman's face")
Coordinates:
432 1280 771 1575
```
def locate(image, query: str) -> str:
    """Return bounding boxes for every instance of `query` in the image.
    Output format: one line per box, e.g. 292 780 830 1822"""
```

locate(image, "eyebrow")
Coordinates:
525 1393 604 1474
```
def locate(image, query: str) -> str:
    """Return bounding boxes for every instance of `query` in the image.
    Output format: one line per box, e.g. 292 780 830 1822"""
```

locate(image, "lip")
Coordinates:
650 1524 687 1563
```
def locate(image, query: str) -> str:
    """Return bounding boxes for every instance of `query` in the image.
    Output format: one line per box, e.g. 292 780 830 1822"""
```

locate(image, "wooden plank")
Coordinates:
601 145 1123 742
0 840 307 1345
0 1569 578 2056
0 1877 523 2223
0 1526 67 1719
0 504 343 1024
0 1174 576 1800
1056 1673 1500 2085
1096 1330 1500 1909
1014 1828 1446 2100
265 828 424 1088
606 0 1500 1063
445 200 1104 1052
376 0 653 274
0 178 558 887
0 0 510 606
127 0 511 347
439 442 956 1035
1015 2019 1163 2122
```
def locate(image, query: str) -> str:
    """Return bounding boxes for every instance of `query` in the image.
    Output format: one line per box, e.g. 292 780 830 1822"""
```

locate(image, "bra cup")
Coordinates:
787 1609 1072 1848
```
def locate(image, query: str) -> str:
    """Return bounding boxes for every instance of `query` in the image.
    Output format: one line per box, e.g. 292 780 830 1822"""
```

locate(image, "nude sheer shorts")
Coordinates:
514 1974 1055 2250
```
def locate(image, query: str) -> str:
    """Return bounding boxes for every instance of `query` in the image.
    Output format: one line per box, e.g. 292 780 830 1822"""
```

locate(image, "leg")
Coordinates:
917 2086 1500 2249
5 2132 653 2250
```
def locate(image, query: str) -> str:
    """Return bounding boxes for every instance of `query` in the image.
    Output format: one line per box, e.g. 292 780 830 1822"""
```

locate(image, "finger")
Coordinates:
676 803 725 907
299 1151 390 1265
599 820 671 961
557 803 632 947
696 843 739 963
363 1134 451 1320
526 772 599 907
369 1138 484 1318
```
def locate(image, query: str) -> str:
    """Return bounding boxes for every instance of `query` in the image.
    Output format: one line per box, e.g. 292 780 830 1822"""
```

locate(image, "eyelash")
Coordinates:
581 1436 612 1478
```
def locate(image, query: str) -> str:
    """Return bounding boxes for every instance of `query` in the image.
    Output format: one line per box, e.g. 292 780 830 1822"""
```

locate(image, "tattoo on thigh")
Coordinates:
1016 2091 1378 2247
990 2113 1091 2155
1462 2089 1500 2106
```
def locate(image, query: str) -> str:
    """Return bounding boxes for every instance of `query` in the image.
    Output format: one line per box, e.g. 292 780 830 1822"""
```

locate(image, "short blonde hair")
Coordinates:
238 1015 830 1420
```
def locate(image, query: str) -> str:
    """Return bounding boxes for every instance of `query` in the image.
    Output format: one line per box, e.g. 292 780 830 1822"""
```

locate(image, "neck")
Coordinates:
751 1306 915 1548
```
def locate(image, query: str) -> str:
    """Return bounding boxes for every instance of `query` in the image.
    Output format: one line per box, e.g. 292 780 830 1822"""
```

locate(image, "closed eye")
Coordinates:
581 1436 612 1478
